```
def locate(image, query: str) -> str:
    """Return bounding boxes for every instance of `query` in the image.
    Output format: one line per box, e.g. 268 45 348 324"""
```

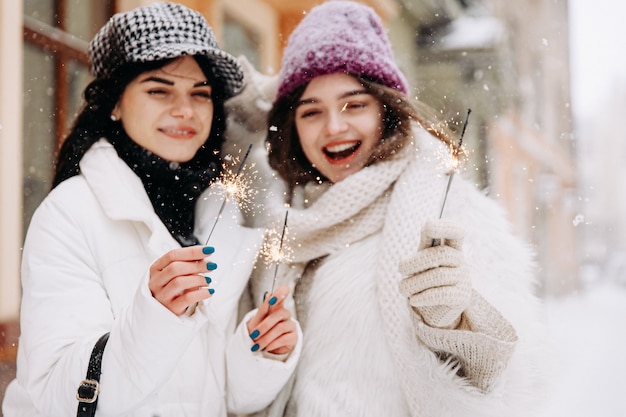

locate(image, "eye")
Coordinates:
299 109 320 118
344 101 367 111
147 88 168 96
296 105 321 119
192 90 213 100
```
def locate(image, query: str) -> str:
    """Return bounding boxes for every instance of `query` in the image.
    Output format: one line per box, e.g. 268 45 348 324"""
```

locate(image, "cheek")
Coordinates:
201 114 213 137
296 125 319 160
120 112 148 139
360 120 384 150
198 104 214 134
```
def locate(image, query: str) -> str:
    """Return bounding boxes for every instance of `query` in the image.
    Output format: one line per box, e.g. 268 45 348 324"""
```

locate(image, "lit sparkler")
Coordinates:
205 144 253 245
432 109 471 247
262 210 290 296
436 108 471 219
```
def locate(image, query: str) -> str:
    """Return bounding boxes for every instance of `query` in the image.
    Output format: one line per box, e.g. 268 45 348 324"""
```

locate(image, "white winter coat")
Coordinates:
2 139 301 417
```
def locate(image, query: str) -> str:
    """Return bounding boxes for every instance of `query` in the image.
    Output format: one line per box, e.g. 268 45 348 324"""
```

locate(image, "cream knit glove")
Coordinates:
399 219 471 329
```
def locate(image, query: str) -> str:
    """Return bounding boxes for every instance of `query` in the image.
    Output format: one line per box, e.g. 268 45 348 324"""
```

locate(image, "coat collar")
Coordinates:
79 138 179 254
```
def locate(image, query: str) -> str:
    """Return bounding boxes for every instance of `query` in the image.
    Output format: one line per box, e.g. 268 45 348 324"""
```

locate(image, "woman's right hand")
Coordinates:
149 246 216 315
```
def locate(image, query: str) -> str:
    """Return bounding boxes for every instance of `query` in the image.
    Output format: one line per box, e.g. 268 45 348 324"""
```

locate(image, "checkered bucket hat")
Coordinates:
89 2 243 97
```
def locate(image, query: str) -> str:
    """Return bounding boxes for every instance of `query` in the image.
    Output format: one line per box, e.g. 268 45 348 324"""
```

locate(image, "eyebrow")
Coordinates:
297 89 369 107
140 76 210 88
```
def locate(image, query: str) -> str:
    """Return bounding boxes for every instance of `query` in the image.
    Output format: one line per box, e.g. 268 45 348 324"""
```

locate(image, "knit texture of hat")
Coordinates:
89 2 243 97
276 0 409 101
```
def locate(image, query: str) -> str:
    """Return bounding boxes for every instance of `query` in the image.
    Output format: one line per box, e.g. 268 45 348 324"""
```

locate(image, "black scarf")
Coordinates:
108 130 221 247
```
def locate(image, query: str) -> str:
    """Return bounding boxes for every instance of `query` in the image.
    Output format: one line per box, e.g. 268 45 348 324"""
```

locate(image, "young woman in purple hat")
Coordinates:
2 3 301 416
248 1 546 416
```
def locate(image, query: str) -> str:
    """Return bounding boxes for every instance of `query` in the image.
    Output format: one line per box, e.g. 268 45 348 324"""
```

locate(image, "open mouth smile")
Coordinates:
323 141 361 163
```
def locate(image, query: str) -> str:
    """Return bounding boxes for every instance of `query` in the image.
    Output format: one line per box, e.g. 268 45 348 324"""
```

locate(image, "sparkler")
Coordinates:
204 144 253 245
432 108 471 247
269 210 289 296
436 108 471 219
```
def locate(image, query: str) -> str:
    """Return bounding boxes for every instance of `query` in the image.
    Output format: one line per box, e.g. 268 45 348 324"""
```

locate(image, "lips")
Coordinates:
159 127 196 138
323 141 361 162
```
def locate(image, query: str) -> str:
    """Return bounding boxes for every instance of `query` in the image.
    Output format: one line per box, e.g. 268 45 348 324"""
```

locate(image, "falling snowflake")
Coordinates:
572 213 585 226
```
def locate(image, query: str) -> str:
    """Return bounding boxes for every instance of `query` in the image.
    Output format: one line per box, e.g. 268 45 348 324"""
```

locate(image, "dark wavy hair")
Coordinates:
52 55 228 189
266 75 458 190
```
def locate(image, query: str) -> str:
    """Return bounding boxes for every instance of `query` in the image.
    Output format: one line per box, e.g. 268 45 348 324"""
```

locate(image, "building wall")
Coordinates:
0 0 24 405
395 0 579 296
489 0 578 295
0 0 24 323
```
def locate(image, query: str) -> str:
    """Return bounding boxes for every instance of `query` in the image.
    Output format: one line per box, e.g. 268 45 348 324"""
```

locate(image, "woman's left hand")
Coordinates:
246 285 298 355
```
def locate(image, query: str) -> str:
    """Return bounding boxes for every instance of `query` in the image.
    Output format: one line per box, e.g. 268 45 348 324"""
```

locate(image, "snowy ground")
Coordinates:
538 281 626 417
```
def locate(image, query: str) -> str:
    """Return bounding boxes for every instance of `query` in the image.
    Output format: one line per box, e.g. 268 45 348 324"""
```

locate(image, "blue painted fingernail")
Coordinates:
268 296 277 306
206 262 217 271
249 330 260 339
209 288 215 295
251 343 260 352
202 246 215 255
205 276 212 284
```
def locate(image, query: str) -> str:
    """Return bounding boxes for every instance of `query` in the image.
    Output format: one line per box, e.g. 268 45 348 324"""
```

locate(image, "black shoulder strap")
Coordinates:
76 332 110 417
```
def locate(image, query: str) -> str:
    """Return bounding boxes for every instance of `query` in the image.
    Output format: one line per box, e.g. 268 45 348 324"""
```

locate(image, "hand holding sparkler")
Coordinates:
248 211 297 355
399 219 471 329
246 284 298 355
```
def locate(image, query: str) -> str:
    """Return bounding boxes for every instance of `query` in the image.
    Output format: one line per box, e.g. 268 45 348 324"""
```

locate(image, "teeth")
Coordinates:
325 142 358 154
163 128 192 135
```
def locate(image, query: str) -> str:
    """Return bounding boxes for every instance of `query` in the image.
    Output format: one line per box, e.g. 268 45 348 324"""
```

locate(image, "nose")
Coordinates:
324 109 349 136
170 95 193 119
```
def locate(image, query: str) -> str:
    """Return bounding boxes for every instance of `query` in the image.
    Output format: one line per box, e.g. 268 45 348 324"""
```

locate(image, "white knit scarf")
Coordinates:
284 148 410 263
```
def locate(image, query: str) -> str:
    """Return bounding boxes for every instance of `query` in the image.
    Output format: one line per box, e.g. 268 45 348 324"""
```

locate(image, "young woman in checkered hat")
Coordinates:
247 1 546 416
3 3 301 416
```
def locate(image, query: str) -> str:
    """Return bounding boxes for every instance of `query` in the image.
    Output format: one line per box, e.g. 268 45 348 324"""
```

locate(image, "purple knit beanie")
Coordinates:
276 0 409 101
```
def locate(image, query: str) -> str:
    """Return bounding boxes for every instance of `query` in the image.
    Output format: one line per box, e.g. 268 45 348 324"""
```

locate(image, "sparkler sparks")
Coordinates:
436 108 471 220
261 210 290 296
204 144 253 245
431 109 471 248
218 160 258 214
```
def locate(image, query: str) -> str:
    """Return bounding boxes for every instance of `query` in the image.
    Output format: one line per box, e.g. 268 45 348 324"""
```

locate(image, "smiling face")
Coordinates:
111 56 214 162
294 73 384 183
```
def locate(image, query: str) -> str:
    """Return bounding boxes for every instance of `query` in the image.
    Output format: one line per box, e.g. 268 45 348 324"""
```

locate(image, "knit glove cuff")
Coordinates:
414 290 518 392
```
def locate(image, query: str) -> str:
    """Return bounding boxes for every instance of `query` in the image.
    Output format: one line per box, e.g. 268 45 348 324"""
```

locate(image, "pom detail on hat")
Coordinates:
88 2 243 98
276 1 409 100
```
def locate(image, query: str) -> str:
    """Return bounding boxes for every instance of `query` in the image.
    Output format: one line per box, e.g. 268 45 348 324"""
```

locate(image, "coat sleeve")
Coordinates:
412 289 518 392
225 309 302 414
16 188 206 416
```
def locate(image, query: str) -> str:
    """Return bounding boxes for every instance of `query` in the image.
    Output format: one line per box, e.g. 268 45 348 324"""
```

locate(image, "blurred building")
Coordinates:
388 0 578 297
0 0 578 406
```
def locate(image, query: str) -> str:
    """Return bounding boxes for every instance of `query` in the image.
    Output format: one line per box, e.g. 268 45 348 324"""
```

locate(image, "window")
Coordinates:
22 0 112 234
